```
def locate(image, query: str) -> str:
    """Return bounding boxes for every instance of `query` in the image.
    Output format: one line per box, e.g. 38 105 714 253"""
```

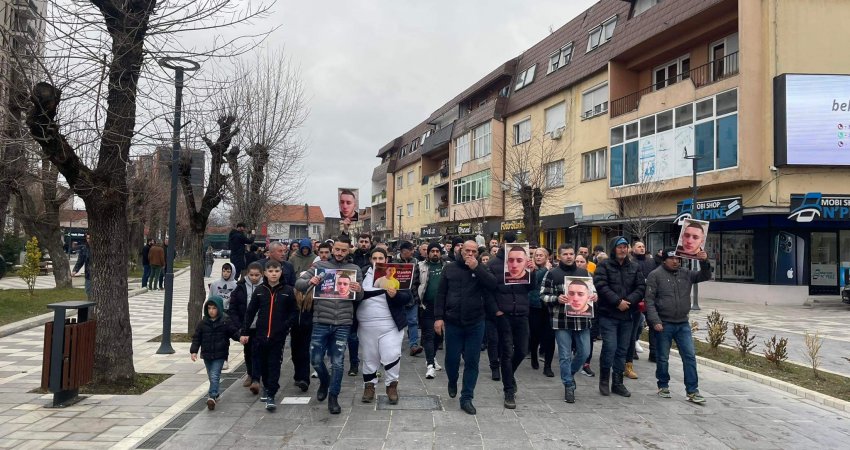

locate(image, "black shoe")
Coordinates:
504 393 516 409
328 394 341 414
648 353 656 363
530 359 539 370
564 386 575 403
317 384 329 402
447 382 457 398
543 367 554 378
599 368 610 396
491 368 501 381
460 401 477 415
348 367 358 376
294 380 309 392
611 373 632 397
265 396 276 411
633 351 640 361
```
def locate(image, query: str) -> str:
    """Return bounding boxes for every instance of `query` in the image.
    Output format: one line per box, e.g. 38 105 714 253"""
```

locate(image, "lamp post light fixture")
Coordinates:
156 57 200 355
683 146 702 311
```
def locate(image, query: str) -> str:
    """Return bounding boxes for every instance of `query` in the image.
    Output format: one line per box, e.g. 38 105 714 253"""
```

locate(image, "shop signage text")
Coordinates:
789 193 850 222
675 196 743 224
420 226 440 238
500 219 525 232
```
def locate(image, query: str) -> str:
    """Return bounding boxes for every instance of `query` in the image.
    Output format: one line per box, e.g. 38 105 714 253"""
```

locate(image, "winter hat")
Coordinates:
451 237 464 247
503 231 517 244
427 242 442 254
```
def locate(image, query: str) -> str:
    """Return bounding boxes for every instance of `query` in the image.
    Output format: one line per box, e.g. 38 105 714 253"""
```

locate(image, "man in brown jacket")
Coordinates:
148 240 166 290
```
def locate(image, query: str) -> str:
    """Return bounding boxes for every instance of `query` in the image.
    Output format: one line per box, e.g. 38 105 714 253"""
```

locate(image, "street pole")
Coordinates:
685 148 701 311
397 212 403 240
157 58 199 355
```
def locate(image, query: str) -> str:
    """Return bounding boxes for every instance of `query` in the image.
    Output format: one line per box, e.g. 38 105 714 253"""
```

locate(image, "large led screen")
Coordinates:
775 74 850 166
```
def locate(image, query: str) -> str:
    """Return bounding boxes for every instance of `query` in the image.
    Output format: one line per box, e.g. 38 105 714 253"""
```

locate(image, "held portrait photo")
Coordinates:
313 268 358 300
563 276 595 318
504 243 531 285
675 218 710 260
373 263 414 290
338 188 359 222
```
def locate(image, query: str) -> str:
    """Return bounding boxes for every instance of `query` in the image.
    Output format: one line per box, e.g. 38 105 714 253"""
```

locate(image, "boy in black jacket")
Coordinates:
190 295 241 411
240 260 297 411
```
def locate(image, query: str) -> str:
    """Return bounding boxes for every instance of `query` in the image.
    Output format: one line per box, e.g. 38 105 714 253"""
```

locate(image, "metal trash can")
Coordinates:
40 301 96 407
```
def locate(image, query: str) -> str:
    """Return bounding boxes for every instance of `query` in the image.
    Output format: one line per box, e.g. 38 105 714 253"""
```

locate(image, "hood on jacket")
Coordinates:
221 262 235 280
299 239 313 256
609 236 630 260
204 295 226 320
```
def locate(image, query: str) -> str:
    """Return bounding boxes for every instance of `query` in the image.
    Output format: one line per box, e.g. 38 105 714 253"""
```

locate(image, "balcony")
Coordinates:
423 166 450 188
421 122 454 158
437 206 449 218
371 190 387 206
372 221 387 232
610 52 739 118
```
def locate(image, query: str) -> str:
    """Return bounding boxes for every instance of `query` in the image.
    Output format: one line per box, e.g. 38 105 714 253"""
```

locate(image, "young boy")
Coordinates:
210 262 238 309
240 260 296 411
227 262 264 393
190 295 241 410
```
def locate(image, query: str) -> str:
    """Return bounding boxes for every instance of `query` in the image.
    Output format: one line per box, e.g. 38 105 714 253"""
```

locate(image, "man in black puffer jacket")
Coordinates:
593 236 645 398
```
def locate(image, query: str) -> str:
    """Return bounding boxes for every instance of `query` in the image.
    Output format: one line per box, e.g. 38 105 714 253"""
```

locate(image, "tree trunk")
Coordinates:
36 227 72 289
186 230 206 333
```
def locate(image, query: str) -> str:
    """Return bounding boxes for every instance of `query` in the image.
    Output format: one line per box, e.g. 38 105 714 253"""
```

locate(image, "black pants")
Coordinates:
255 335 285 398
243 328 258 381
528 307 555 368
485 318 500 370
348 319 359 368
626 311 644 363
497 314 529 394
290 316 313 384
419 307 437 366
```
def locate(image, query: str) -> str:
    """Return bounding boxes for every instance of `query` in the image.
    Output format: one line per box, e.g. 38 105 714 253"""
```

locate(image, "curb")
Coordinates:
0 266 191 338
650 340 850 413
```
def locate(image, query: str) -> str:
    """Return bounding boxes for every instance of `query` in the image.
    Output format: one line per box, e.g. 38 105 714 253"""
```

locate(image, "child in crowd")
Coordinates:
209 262 238 309
240 260 297 411
227 262 264 393
190 295 241 410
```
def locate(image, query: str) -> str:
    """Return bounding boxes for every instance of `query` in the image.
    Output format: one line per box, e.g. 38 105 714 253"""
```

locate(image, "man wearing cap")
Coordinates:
396 241 423 356
413 242 447 379
593 236 646 397
644 247 711 404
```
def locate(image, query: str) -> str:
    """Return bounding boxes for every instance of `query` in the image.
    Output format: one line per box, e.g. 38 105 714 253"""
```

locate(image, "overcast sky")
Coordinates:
267 0 597 219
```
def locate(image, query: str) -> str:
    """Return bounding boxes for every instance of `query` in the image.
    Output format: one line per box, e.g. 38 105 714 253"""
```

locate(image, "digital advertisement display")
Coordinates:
775 74 850 166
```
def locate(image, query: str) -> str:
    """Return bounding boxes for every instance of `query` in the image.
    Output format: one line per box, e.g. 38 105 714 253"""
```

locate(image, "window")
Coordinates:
400 145 409 157
675 104 693 127
410 139 418 152
515 64 536 91
453 170 491 204
624 141 639 184
547 43 574 74
396 175 403 190
424 193 430 211
473 122 491 158
513 119 531 145
586 15 617 52
407 203 414 217
634 0 660 16
582 148 606 181
455 132 470 168
545 160 564 188
653 55 690 91
717 115 738 169
657 110 673 132
544 102 566 135
696 98 713 121
581 83 608 119
609 145 624 187
710 33 739 82
421 130 432 145
407 170 414 186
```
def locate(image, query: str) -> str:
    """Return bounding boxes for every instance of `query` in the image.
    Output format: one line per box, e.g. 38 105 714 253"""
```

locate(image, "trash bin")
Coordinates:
40 301 96 407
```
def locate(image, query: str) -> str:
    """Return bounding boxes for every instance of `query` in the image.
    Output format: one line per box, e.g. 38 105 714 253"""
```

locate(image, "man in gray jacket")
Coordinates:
295 238 364 414
644 247 712 404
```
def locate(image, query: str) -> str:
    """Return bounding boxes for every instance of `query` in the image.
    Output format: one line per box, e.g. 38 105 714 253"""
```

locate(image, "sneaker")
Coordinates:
223 361 229 371
206 397 216 410
580 364 595 377
434 361 442 371
311 371 318 379
657 388 672 398
503 392 516 409
348 367 358 376
687 392 706 404
260 391 269 402
635 342 645 353
265 396 276 411
425 365 436 379
564 386 575 404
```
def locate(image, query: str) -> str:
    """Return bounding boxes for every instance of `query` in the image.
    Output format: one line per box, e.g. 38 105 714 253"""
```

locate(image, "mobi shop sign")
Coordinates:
674 196 743 224
789 193 850 222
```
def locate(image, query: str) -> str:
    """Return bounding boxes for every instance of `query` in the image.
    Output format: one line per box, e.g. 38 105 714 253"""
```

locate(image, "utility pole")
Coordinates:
684 146 701 311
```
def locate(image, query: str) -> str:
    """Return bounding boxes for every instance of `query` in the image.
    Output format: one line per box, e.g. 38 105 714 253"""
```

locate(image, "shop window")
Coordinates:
717 115 737 169
624 141 639 185
609 145 624 187
720 232 754 281
695 122 714 172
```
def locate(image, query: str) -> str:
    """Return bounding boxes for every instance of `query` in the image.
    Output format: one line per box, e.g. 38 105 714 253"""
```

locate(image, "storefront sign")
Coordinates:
789 193 850 222
420 225 440 238
500 219 525 232
675 196 743 224
445 226 458 235
811 263 838 286
540 213 575 230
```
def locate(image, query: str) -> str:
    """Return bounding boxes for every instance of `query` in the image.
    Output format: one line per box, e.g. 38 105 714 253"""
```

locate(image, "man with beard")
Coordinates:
413 243 446 379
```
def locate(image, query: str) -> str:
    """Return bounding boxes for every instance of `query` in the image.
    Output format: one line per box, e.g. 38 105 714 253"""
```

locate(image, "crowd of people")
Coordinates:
189 224 711 416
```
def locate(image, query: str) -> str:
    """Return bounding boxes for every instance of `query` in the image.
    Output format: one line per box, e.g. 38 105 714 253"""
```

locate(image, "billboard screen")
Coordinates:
775 74 850 166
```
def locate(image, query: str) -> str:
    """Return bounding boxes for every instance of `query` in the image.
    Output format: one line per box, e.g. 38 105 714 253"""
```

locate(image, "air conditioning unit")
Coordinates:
551 127 564 140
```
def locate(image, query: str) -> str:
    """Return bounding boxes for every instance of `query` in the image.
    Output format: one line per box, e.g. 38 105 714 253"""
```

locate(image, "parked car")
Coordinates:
842 285 849 304
213 249 231 259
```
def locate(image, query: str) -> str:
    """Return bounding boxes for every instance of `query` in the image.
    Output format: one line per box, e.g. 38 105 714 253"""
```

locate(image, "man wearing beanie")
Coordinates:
397 241 423 356
413 242 447 379
593 236 645 397
446 237 464 262
645 247 711 403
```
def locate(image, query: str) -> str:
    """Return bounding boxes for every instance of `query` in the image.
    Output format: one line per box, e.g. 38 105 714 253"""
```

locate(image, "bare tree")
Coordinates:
224 48 308 230
496 126 576 246
25 0 272 384
616 175 667 242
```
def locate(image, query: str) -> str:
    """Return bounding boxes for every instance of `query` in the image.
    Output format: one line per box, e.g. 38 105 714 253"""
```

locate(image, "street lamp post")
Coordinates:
683 146 701 311
397 211 403 240
156 57 200 355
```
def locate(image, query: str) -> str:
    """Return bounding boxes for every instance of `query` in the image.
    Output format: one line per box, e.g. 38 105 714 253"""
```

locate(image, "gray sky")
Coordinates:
271 0 597 218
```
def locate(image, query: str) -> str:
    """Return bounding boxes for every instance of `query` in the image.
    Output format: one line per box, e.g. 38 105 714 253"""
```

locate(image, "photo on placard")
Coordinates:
338 188 359 222
675 218 710 260
504 243 531 285
563 276 595 318
313 268 358 300
373 263 414 290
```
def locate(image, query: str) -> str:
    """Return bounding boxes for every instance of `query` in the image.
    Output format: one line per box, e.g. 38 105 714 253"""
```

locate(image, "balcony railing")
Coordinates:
371 191 387 206
438 206 449 218
610 52 739 118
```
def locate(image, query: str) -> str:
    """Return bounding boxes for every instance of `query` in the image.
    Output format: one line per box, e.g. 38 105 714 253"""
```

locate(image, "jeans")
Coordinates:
555 329 590 388
204 263 213 278
142 264 151 287
484 318 500 370
419 308 437 366
627 311 644 363
348 320 360 368
497 315 529 394
528 307 555 368
405 304 419 348
310 323 350 396
149 265 162 290
444 320 485 403
204 358 226 398
598 316 634 374
656 321 699 394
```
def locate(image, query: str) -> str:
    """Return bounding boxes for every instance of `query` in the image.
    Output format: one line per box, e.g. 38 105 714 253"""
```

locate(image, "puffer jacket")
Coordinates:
190 296 240 360
644 262 712 326
243 280 297 340
295 258 364 326
488 257 533 316
289 239 317 275
593 237 646 321
434 259 498 327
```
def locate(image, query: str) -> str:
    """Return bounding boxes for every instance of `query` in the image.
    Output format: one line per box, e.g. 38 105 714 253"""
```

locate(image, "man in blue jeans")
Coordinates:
593 236 646 397
295 238 364 414
644 247 712 404
396 242 423 356
434 241 497 415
